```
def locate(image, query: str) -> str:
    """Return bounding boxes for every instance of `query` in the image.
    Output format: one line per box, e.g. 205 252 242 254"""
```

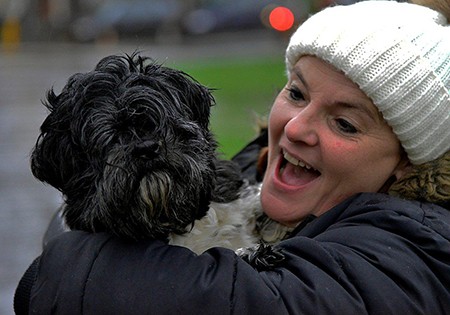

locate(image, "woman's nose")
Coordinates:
284 106 320 146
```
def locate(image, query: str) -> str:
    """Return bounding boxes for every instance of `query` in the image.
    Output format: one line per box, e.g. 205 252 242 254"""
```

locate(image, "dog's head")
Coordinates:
31 54 218 240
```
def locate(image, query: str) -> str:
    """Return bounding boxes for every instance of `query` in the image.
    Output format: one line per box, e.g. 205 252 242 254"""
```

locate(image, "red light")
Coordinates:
269 6 294 32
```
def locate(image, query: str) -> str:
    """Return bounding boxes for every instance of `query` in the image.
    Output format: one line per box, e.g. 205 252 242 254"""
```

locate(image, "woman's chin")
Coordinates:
260 186 305 227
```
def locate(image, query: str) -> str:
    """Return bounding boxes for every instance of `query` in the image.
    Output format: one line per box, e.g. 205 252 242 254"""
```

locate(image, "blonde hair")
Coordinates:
389 151 450 205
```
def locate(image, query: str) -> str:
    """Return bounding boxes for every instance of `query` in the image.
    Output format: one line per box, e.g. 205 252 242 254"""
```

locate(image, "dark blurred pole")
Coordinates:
69 0 83 23
155 0 200 43
69 0 81 14
37 0 50 32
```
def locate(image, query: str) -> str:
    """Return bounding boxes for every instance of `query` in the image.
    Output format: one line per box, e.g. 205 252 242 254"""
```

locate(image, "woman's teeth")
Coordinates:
278 150 321 186
283 151 315 171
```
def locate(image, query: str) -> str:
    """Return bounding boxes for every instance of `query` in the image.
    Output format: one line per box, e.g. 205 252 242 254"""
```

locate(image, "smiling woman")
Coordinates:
261 56 407 226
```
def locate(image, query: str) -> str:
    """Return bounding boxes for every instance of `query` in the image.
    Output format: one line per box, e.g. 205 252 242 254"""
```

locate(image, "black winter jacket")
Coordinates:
15 192 450 314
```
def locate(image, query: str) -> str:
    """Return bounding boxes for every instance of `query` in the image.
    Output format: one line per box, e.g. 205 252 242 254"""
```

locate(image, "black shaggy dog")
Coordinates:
31 53 288 267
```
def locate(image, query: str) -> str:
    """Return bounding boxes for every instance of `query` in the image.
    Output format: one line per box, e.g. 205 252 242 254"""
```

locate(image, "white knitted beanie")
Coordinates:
286 0 450 165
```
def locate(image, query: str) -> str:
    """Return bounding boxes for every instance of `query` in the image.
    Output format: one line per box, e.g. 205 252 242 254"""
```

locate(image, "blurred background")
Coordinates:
0 0 358 313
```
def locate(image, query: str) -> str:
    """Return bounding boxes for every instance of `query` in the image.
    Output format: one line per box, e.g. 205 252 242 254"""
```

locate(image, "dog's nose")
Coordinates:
132 140 161 159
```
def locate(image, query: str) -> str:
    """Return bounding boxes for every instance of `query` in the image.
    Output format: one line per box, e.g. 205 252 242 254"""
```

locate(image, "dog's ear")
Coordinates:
31 89 82 192
164 67 214 129
183 82 215 129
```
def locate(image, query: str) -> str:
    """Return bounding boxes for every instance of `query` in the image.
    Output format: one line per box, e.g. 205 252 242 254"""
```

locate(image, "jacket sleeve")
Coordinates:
26 231 369 315
14 256 40 315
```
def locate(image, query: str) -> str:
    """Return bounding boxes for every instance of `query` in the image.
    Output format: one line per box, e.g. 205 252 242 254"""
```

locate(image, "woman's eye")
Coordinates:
286 87 305 101
336 119 358 134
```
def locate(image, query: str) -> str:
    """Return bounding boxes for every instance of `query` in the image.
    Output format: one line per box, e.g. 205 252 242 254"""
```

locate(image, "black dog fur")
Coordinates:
31 53 243 241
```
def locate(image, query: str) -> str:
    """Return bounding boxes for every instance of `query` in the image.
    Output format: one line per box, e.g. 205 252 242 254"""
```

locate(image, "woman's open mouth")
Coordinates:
278 150 321 187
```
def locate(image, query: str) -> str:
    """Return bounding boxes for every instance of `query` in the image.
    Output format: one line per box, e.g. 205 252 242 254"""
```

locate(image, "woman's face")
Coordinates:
261 56 407 226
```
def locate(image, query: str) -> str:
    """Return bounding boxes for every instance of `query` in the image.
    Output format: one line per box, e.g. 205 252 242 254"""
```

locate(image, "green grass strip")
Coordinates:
172 56 287 158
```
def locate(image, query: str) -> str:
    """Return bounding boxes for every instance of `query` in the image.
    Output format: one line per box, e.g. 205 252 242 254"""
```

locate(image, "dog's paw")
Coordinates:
236 243 285 271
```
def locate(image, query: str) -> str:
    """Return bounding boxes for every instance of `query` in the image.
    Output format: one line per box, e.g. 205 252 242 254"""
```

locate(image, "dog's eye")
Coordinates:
132 140 160 159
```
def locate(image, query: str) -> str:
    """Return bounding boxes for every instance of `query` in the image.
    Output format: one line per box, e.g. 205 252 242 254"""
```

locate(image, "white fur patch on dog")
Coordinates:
169 183 292 254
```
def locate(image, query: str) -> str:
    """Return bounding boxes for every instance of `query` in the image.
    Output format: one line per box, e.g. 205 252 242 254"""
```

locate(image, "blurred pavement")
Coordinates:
0 31 285 314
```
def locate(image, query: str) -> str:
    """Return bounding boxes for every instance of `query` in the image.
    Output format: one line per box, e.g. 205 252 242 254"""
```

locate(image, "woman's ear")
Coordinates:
393 156 412 182
379 156 411 193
